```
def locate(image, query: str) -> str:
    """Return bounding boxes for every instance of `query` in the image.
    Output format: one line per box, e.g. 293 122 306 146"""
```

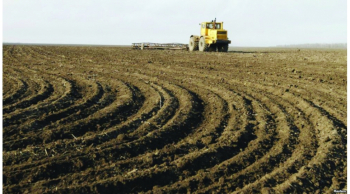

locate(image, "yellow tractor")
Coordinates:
189 18 231 52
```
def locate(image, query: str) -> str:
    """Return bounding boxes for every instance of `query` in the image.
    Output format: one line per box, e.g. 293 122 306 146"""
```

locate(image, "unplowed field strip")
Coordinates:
3 45 346 193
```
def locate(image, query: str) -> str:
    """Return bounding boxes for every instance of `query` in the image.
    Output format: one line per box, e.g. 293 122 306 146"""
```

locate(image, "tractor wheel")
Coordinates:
199 37 209 52
189 37 199 51
218 44 229 52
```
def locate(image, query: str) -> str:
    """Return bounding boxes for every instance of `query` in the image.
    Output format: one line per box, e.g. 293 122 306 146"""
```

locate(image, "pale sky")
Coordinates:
3 0 347 47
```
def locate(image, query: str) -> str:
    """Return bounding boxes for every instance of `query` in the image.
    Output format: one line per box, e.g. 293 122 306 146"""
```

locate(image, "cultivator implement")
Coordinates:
132 43 188 50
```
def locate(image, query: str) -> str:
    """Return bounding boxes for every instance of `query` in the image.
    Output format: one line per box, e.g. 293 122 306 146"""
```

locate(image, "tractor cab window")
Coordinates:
206 23 221 29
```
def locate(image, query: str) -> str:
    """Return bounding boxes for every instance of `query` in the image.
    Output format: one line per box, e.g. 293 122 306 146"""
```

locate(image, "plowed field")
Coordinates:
3 45 347 193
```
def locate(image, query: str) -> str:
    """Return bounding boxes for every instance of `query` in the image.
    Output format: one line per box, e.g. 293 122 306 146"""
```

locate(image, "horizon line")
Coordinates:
3 42 347 48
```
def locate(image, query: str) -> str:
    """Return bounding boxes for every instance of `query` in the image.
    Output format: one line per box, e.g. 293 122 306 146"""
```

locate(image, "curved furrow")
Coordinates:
179 92 296 193
2 73 18 101
158 60 347 128
2 80 138 166
288 86 346 125
252 79 347 131
43 81 143 144
124 74 226 143
28 78 222 191
1 83 152 189
79 80 178 149
2 78 152 162
260 78 347 129
3 80 103 150
3 74 19 100
3 66 52 108
226 92 316 193
2 76 28 106
36 81 104 129
3 80 54 114
53 85 271 194
3 66 54 111
253 80 347 143
86 81 204 161
3 76 78 148
42 81 254 193
272 94 346 193
78 78 161 146
125 83 177 139
3 78 159 185
3 75 75 125
161 81 308 193
11 76 101 130
3 79 204 193
125 61 346 193
229 81 346 193
97 78 231 166
149 91 276 193
18 81 227 193
138 71 308 192
3 84 160 190
160 93 246 172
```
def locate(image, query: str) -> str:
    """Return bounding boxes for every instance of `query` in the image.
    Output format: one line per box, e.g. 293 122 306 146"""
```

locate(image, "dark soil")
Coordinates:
3 46 347 193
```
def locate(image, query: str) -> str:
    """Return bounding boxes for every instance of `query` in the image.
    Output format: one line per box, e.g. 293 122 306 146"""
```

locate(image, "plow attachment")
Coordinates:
132 43 188 50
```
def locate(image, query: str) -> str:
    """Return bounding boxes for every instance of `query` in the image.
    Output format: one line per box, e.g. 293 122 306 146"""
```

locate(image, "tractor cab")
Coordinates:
200 21 223 36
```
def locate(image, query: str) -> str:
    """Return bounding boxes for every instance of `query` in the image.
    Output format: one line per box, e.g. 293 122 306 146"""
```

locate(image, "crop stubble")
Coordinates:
2 45 347 193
